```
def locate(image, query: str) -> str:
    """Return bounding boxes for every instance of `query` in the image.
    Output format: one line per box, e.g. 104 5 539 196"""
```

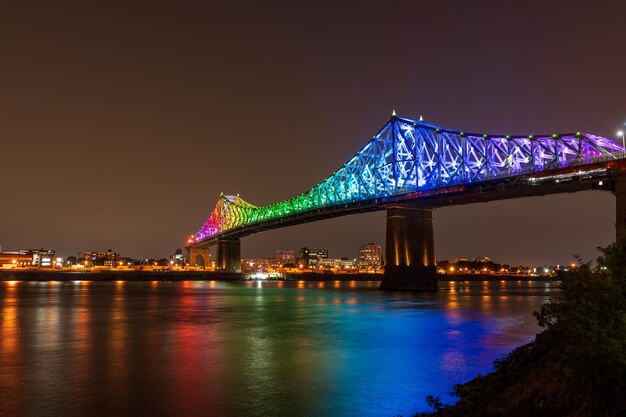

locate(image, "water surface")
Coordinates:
0 280 556 416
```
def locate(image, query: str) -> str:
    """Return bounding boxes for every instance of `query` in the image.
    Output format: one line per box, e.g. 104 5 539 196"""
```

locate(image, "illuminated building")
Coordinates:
82 249 119 267
241 258 282 273
0 248 56 268
358 243 382 269
297 247 328 267
0 251 33 267
318 258 357 269
169 248 187 266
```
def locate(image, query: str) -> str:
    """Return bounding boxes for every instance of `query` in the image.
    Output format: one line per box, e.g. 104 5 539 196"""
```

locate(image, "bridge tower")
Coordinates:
188 246 211 268
615 176 626 242
380 205 438 290
217 238 241 272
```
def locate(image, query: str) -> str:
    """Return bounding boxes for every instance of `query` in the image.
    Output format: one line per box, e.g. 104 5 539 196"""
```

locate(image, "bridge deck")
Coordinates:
189 160 625 246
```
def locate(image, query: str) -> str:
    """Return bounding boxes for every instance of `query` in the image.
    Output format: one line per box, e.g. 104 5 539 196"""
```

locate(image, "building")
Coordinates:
358 243 382 269
241 258 282 273
170 248 187 266
275 250 297 265
82 249 119 267
27 248 56 267
0 251 33 267
297 247 329 267
318 258 357 269
0 248 56 268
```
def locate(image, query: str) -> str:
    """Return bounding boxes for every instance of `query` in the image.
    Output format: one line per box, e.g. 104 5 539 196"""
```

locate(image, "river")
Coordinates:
0 279 557 416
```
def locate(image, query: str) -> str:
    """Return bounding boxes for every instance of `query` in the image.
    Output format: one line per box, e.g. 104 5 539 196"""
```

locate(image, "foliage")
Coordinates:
425 395 445 412
533 241 626 414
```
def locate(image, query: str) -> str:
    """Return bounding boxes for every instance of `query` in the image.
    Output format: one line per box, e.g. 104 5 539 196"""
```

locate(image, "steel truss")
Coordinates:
189 115 624 245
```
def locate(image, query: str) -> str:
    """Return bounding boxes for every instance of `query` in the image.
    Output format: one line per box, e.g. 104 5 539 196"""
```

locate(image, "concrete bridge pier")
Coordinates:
614 176 626 242
188 246 211 268
380 205 438 290
217 238 241 272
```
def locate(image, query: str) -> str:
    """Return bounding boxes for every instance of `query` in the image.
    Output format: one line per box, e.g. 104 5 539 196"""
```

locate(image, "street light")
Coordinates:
618 130 625 149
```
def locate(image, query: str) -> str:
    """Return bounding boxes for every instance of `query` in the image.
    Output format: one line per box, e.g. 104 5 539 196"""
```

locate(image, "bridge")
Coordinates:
186 114 626 289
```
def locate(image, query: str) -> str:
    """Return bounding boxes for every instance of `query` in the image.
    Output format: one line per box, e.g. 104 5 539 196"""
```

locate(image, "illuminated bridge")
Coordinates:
187 114 626 289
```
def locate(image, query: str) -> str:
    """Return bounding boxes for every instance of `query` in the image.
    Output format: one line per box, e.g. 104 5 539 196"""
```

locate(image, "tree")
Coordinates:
533 240 626 415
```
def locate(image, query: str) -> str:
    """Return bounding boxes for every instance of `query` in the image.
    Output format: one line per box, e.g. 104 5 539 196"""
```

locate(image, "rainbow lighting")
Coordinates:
188 114 625 245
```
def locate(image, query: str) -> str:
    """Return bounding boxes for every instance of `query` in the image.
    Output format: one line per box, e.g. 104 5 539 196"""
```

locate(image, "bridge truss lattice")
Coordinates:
189 115 624 244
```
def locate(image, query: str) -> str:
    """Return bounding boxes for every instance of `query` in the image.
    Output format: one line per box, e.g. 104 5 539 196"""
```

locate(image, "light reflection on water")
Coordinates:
0 280 557 417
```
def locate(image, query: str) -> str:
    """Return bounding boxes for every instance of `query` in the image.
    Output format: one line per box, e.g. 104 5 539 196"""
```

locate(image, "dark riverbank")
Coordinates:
0 270 378 282
438 273 554 282
0 270 242 281
0 269 554 282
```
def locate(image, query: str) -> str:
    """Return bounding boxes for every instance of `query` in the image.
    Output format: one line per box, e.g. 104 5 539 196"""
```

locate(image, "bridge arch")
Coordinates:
194 255 205 268
187 246 211 269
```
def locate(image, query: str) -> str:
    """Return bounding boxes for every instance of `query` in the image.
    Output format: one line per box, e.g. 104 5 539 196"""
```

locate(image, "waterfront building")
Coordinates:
358 243 382 269
297 247 328 267
0 251 33 267
82 249 119 267
318 258 357 269
242 258 282 272
0 248 56 268
28 249 56 267
170 248 187 266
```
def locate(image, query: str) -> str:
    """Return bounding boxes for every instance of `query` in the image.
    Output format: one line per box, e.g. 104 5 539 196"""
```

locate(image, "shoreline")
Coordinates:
0 270 556 282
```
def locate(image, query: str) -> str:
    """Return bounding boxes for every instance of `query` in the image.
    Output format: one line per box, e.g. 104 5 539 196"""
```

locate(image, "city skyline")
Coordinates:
0 239 586 269
1 1 625 264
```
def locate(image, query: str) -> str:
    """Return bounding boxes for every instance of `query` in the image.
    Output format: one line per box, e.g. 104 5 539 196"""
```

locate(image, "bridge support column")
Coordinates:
217 238 241 272
187 246 211 268
615 176 626 242
380 206 438 290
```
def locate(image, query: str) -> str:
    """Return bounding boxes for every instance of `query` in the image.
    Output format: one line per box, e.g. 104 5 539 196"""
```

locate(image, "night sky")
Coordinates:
1 1 625 265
